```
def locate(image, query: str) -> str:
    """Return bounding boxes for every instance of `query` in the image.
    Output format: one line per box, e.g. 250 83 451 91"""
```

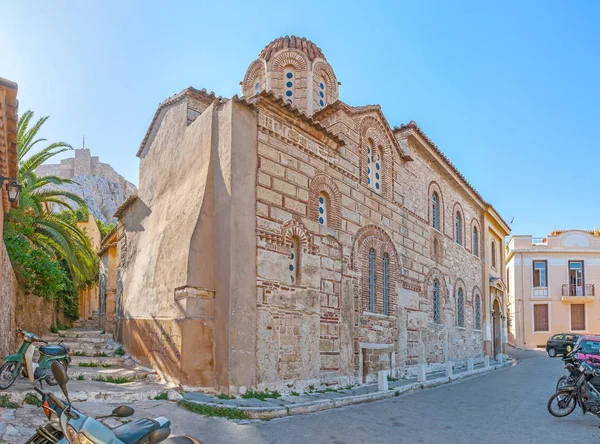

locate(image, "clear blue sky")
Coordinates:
2 1 599 237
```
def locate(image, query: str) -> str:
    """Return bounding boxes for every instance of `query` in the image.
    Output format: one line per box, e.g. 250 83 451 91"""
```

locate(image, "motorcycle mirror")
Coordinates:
50 361 69 403
112 405 135 418
147 428 171 444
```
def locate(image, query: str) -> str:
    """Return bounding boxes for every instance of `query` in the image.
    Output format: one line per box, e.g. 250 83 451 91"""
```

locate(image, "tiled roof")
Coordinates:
136 87 225 157
259 36 325 61
114 194 138 219
394 121 510 230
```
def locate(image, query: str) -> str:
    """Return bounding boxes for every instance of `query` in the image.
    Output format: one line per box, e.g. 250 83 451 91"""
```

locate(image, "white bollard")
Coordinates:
417 364 427 382
496 353 503 363
468 358 474 372
378 370 389 391
484 355 490 368
445 361 453 378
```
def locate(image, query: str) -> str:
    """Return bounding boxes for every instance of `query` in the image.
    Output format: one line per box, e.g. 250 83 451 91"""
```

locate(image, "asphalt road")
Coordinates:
29 349 600 444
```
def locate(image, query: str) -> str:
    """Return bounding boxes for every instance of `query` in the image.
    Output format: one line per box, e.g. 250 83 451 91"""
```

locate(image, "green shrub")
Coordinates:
241 389 281 400
114 346 125 357
179 401 249 420
50 325 59 334
216 393 235 400
0 395 18 409
154 391 168 400
23 393 42 407
93 376 131 384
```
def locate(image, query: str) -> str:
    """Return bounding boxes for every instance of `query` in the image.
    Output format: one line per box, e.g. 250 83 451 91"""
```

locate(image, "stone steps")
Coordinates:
70 355 130 367
43 335 112 344
69 366 157 382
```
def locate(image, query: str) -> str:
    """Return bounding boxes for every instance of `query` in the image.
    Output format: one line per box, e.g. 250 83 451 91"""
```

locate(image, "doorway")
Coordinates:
569 261 584 296
492 298 501 358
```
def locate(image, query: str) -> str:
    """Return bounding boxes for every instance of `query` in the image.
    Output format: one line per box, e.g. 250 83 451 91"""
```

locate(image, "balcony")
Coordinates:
561 284 596 302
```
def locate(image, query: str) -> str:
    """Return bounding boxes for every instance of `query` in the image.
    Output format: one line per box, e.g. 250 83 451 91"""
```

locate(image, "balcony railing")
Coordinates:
562 284 595 297
532 237 547 245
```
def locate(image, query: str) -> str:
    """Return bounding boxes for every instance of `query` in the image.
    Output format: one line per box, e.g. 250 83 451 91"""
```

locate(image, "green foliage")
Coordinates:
387 376 398 382
94 352 109 357
50 325 59 334
93 375 132 384
23 393 42 407
241 389 281 400
179 401 250 420
114 346 125 357
76 374 85 380
78 362 98 368
74 351 86 357
216 393 236 400
0 395 18 409
154 391 168 400
96 219 115 239
290 391 300 396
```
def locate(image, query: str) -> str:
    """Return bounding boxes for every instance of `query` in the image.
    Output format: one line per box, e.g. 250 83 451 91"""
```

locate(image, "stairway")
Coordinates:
42 328 157 383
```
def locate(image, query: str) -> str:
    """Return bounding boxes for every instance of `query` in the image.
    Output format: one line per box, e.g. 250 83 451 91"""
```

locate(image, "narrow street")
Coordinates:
5 349 600 444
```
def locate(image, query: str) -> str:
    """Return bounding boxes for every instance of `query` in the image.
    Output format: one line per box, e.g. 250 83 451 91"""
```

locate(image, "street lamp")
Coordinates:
0 177 21 203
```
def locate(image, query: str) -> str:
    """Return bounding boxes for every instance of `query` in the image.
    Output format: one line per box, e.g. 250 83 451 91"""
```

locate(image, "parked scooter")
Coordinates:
30 361 203 444
556 349 600 391
548 360 600 417
0 328 71 390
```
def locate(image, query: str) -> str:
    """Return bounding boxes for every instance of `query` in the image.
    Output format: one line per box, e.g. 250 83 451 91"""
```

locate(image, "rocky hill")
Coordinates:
35 148 137 224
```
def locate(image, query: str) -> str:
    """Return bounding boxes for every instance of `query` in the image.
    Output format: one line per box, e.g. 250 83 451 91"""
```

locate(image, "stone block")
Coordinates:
496 354 503 363
378 370 389 391
484 355 490 367
445 361 453 378
417 364 426 382
468 358 474 372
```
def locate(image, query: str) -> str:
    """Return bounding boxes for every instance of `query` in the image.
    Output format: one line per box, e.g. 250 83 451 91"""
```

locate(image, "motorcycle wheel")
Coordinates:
25 422 64 444
44 360 68 386
548 392 577 417
556 376 571 391
0 361 20 390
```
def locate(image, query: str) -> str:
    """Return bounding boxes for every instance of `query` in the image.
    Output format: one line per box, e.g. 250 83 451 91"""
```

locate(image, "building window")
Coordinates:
533 304 549 332
383 253 390 315
254 80 261 95
369 248 375 312
432 192 439 230
367 141 382 193
507 268 510 293
319 80 326 108
318 192 328 226
475 295 481 330
433 279 440 324
491 241 497 268
473 226 479 257
455 212 462 245
289 236 300 284
571 304 586 331
284 68 294 104
533 261 547 287
457 288 464 327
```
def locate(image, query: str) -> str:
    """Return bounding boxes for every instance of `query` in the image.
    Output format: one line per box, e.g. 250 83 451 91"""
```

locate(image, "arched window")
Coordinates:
318 79 326 109
318 192 328 226
284 67 295 104
289 236 300 285
455 212 462 245
431 192 439 230
457 288 464 327
475 295 481 330
383 253 390 315
367 141 382 193
433 279 440 324
491 241 497 268
254 80 261 95
473 226 479 257
368 249 375 312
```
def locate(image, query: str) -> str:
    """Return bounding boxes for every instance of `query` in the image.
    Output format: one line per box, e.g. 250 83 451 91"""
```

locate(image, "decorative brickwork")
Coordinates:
308 174 341 230
242 59 266 97
453 202 465 247
428 181 445 233
359 116 394 199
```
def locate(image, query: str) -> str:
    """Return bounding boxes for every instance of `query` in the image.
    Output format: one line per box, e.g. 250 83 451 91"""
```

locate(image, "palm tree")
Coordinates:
8 110 97 287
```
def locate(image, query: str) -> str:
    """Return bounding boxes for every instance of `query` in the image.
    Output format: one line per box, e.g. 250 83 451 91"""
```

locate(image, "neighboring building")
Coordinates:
98 225 118 331
35 148 137 224
506 230 600 349
0 77 19 357
76 213 101 321
115 36 510 392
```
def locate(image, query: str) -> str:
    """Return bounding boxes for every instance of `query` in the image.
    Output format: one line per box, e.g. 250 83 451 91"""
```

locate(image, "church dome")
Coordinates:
259 36 326 62
241 35 338 116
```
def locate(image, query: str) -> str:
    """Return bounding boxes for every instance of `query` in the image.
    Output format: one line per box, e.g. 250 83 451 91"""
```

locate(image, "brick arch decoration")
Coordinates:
350 225 400 315
308 174 342 230
271 50 309 72
423 267 449 324
428 181 445 233
281 219 313 252
470 217 482 257
452 202 466 247
242 59 267 97
359 116 394 199
313 60 338 104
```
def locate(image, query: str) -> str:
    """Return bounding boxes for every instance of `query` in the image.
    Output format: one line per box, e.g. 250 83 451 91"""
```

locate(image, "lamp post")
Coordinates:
0 176 22 203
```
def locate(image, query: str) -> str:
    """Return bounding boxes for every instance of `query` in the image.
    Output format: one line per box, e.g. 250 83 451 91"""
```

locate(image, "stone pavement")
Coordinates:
183 358 514 419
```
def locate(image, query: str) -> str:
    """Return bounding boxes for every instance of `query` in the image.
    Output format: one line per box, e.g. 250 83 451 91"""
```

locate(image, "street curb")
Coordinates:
182 359 517 419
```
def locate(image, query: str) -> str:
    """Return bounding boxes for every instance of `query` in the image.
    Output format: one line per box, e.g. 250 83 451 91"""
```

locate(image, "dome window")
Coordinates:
284 67 295 104
286 72 294 79
254 81 260 95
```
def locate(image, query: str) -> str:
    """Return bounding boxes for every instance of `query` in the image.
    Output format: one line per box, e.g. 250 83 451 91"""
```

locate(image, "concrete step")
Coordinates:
46 330 109 339
71 355 130 367
69 366 157 382
43 336 112 345
59 341 117 355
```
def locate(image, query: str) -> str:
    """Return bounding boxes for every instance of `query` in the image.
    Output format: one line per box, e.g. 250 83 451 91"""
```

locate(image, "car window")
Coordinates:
552 334 564 340
579 340 600 354
566 335 577 341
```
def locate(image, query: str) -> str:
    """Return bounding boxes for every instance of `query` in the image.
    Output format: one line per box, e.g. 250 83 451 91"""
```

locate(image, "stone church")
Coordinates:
113 36 510 393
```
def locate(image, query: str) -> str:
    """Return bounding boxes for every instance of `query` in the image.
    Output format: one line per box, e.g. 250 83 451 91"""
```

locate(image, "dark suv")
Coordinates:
546 333 580 357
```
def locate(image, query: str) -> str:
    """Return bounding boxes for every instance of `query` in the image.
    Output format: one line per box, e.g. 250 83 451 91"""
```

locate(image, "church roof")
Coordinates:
259 36 326 61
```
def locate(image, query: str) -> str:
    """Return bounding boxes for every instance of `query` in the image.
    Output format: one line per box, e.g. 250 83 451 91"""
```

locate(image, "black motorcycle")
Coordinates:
556 353 600 391
549 360 600 417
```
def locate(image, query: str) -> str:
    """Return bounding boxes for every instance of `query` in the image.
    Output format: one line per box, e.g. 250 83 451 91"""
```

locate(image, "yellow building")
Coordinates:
506 230 600 349
98 226 118 332
76 213 101 321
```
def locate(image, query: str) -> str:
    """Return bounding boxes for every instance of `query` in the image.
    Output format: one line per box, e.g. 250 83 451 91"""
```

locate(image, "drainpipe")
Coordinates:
521 252 525 347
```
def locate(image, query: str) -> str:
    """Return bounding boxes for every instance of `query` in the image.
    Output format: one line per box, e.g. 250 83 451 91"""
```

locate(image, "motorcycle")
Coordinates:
548 360 600 418
556 350 600 391
26 361 202 444
0 328 71 390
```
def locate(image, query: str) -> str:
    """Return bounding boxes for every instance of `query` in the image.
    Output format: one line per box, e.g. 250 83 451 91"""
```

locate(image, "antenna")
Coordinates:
82 135 85 149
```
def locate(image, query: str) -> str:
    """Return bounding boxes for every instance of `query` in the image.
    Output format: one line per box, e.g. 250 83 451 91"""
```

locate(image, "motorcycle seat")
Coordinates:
39 345 67 356
113 418 161 444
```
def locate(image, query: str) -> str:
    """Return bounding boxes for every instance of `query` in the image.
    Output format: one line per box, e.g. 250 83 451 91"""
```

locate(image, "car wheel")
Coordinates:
548 347 557 358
